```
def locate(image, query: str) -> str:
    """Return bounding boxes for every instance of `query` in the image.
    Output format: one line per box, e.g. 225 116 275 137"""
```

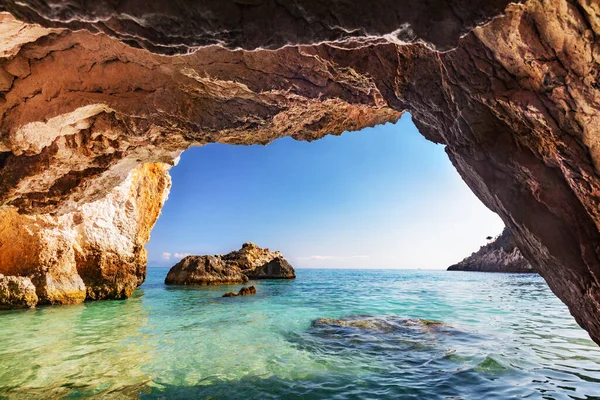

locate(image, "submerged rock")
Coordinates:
222 286 257 297
311 315 447 334
165 243 295 286
448 228 535 273
165 256 248 286
0 274 38 309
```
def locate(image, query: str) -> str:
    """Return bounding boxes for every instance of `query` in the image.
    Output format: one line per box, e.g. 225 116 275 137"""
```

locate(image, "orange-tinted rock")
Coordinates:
0 162 172 304
0 274 38 309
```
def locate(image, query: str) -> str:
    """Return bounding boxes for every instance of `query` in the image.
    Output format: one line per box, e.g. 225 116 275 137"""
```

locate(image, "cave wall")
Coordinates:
0 162 172 304
1 0 600 344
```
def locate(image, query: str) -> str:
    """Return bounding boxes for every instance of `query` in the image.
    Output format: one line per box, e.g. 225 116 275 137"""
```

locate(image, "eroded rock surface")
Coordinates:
165 256 249 286
0 274 38 309
1 0 600 345
448 228 535 273
165 243 295 285
0 162 172 306
223 242 296 279
0 0 518 53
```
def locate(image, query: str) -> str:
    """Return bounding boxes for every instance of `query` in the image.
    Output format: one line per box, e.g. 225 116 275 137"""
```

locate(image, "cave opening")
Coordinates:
146 113 504 271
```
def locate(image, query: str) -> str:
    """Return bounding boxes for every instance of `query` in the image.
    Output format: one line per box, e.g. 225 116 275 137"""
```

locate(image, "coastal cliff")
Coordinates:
448 229 535 273
2 0 600 344
0 163 172 305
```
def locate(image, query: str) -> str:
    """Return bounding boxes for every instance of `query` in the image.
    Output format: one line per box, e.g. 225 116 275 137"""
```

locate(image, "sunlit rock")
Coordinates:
0 274 38 309
223 242 296 279
0 163 172 305
165 256 249 286
165 243 295 285
448 228 535 273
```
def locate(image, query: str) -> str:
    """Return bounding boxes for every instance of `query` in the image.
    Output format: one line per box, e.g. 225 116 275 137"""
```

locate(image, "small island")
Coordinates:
448 228 536 273
164 243 296 285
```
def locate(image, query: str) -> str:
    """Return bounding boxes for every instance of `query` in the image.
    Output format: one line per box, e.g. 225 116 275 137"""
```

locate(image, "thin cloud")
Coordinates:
174 252 191 259
161 252 172 261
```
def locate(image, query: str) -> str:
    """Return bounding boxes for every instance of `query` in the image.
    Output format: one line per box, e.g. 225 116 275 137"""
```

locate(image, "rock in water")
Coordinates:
165 243 295 286
238 286 257 296
223 286 257 297
224 243 296 279
311 315 448 334
0 274 38 309
448 228 535 273
164 256 249 286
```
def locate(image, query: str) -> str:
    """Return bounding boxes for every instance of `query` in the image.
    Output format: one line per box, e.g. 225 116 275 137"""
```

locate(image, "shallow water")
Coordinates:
1 269 599 399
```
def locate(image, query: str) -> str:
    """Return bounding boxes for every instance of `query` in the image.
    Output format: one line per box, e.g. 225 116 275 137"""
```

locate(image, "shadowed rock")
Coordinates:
448 228 536 273
0 0 518 53
222 286 257 297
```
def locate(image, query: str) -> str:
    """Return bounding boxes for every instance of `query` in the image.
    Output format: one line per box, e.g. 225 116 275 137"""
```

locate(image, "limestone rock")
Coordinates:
165 243 295 285
223 243 296 279
165 256 249 286
0 274 38 309
448 228 536 273
0 162 172 304
222 286 257 298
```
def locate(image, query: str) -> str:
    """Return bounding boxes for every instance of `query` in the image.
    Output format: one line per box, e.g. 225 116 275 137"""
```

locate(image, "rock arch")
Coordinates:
1 0 600 345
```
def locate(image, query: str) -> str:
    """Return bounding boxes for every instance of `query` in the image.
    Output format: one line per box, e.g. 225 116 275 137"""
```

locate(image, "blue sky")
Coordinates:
146 114 504 269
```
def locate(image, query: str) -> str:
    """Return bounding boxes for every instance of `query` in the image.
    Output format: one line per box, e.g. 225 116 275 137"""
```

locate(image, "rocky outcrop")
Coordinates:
223 243 296 279
165 256 249 286
2 0 600 345
0 162 172 307
223 286 257 298
0 274 38 309
165 243 295 286
448 228 536 273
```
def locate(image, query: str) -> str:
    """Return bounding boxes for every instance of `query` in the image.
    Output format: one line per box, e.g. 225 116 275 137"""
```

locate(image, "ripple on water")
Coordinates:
1 269 600 399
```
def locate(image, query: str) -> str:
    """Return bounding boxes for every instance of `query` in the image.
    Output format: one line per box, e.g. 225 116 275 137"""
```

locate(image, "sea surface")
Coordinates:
1 268 600 399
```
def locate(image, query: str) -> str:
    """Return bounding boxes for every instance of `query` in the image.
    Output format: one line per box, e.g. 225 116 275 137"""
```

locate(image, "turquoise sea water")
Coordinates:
1 268 600 399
